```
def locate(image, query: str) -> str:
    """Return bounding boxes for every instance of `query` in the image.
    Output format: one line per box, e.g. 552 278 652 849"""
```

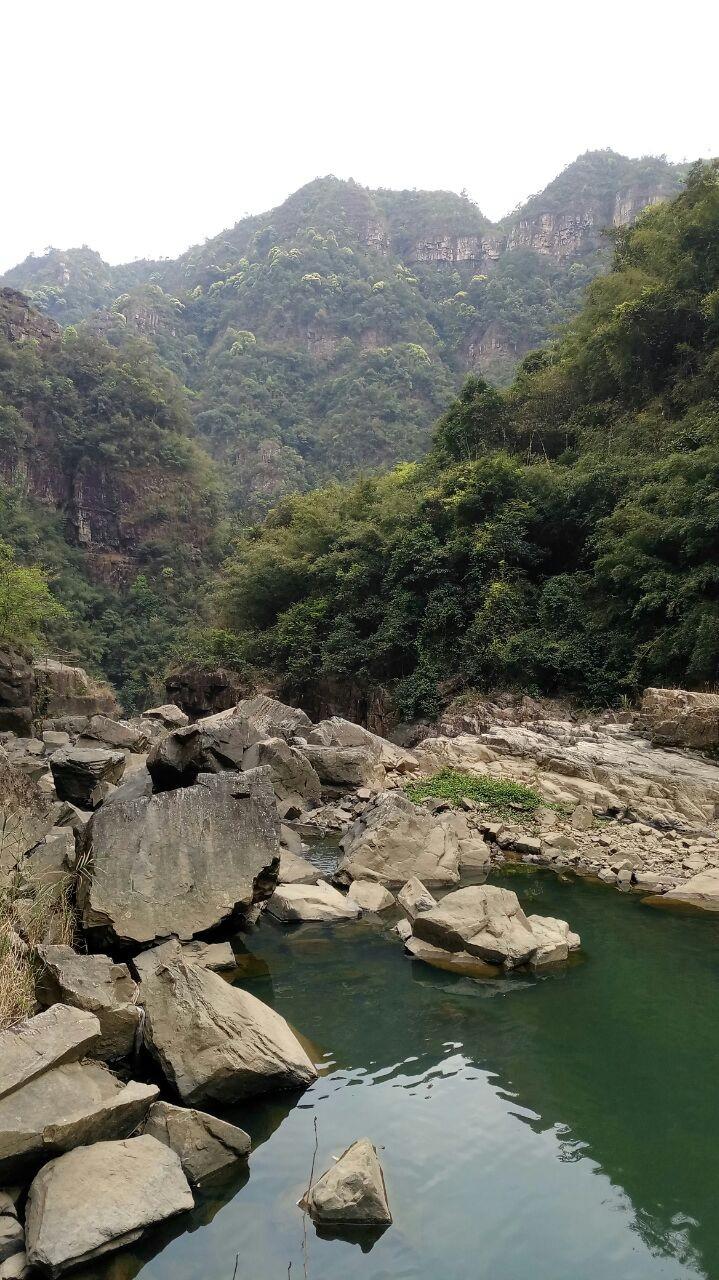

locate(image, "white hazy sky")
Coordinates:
2 0 718 273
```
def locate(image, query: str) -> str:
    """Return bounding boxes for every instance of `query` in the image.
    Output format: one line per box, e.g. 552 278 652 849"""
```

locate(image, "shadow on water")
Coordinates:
86 869 719 1280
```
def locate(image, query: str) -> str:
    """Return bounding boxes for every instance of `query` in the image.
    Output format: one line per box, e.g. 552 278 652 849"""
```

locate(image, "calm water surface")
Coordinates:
88 863 719 1280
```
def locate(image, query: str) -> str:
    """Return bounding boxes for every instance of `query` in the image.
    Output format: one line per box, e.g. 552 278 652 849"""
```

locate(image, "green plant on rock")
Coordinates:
404 768 544 815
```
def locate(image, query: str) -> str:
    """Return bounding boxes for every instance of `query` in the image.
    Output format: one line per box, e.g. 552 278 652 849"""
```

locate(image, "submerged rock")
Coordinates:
80 767 280 946
143 1100 250 1185
135 940 317 1104
25 1136 193 1277
35 946 140 1062
338 792 461 886
301 1138 391 1226
267 881 360 922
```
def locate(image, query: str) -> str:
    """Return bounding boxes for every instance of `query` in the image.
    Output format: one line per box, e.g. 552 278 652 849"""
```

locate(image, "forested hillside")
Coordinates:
3 151 686 515
0 289 221 707
212 163 719 722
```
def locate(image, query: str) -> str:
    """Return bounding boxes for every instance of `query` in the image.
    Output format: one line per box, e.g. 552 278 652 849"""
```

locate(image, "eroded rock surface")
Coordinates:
301 1138 391 1226
641 688 719 751
80 767 280 945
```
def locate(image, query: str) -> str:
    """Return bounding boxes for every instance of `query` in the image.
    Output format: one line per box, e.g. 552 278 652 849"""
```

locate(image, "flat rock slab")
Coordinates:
658 869 719 912
301 1138 391 1226
405 935 499 977
143 1100 250 1185
135 940 317 1105
80 767 280 946
25 1136 193 1277
267 882 360 923
180 940 236 971
0 1006 100 1102
35 946 139 1062
0 1060 157 1181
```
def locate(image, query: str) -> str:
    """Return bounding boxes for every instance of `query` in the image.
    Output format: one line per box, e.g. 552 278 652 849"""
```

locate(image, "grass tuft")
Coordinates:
404 768 544 816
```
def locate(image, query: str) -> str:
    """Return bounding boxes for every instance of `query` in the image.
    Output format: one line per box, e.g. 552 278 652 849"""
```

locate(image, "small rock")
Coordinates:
346 881 395 913
396 877 437 921
300 1138 391 1226
267 882 360 923
143 1100 250 1185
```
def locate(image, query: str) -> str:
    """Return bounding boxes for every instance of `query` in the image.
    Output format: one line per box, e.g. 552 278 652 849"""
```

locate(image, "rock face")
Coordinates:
146 721 252 790
165 665 247 720
346 880 395 913
25 1136 193 1277
32 659 118 720
641 688 719 751
338 792 461 886
301 1138 391 1226
84 715 148 753
135 940 317 1104
305 717 418 774
411 885 580 971
267 882 360 923
660 869 719 912
0 1006 101 1099
49 747 125 809
242 737 321 810
143 1100 250 1185
0 647 35 736
80 768 280 946
0 1060 158 1181
0 754 53 877
35 946 140 1061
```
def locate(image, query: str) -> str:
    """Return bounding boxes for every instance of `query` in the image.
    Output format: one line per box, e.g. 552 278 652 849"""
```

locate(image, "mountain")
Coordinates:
211 161 719 724
0 288 221 708
2 152 688 515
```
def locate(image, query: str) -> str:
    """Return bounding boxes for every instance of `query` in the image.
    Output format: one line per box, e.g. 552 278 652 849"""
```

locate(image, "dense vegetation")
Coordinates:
213 163 719 719
3 153 686 517
0 311 221 707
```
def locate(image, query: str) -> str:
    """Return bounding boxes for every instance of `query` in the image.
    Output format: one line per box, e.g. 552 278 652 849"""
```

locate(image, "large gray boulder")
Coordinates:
32 659 118 720
0 1059 158 1181
659 869 719 912
146 720 252 790
141 703 189 728
242 737 321 811
298 745 386 790
337 792 461 886
135 940 317 1104
305 718 417 774
300 1138 391 1226
267 881 360 923
49 747 125 809
25 1136 193 1277
35 946 140 1061
0 753 54 880
143 1100 250 1185
84 715 148 754
641 687 719 750
279 849 318 884
0 1006 100 1100
80 768 280 946
346 880 395 913
526 915 581 967
413 885 539 969
205 695 311 741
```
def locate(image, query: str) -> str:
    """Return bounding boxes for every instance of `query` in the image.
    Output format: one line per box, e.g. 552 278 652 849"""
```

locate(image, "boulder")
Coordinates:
267 882 360 923
413 885 538 969
0 755 53 877
242 737 321 810
80 768 280 946
135 940 317 1104
338 793 460 886
394 918 412 942
25 1136 193 1277
396 877 437 921
300 1138 391 1226
404 935 499 976
84 715 148 754
179 940 236 972
0 1059 158 1181
306 718 417 773
32 659 118 720
35 946 140 1061
346 880 395 913
146 721 252 791
24 828 74 889
298 745 386 790
279 850 318 884
142 704 189 728
526 915 581 967
143 1100 250 1185
49 747 125 810
0 1006 101 1100
641 687 719 750
223 695 311 741
660 869 719 912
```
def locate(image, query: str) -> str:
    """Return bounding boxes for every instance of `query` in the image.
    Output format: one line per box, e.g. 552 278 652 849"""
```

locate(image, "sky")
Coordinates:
2 0 718 273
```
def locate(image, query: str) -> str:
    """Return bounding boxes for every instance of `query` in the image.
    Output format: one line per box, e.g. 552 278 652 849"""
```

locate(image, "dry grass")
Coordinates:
0 862 76 1031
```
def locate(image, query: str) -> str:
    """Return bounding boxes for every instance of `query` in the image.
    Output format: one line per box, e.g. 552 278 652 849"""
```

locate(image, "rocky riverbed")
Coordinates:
1 669 718 1275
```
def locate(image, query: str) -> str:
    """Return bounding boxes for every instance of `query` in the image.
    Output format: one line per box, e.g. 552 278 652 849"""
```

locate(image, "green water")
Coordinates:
90 868 719 1280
